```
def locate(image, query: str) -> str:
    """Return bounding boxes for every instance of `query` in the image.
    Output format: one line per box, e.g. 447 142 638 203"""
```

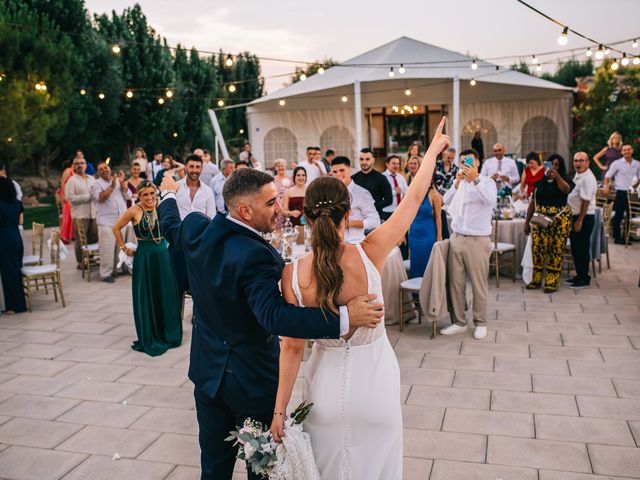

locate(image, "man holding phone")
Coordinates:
441 149 497 340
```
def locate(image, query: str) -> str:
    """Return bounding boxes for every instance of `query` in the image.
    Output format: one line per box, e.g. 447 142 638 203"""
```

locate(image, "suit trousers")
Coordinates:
98 225 118 279
195 372 275 480
570 214 595 283
447 232 492 326
73 217 98 266
612 190 628 241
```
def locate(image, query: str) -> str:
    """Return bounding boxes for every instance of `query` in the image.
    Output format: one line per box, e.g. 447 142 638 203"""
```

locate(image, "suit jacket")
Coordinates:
419 240 453 320
158 198 340 399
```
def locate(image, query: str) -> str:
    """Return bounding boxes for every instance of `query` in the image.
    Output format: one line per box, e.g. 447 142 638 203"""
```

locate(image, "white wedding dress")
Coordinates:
291 243 403 479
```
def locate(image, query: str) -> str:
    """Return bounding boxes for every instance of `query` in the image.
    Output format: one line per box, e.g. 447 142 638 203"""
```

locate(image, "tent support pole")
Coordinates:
208 109 231 165
452 76 460 155
354 80 363 158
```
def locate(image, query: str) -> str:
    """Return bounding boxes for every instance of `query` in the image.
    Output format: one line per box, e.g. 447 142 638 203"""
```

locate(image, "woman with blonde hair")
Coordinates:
133 147 149 178
593 131 623 173
270 118 450 478
405 155 421 185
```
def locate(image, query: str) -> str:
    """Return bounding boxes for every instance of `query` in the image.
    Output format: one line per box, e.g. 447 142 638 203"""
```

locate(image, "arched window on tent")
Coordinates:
521 116 558 159
263 127 298 170
461 119 497 159
320 126 355 158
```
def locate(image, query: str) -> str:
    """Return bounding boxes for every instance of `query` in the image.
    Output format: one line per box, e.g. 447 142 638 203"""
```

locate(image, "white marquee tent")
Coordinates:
246 36 574 169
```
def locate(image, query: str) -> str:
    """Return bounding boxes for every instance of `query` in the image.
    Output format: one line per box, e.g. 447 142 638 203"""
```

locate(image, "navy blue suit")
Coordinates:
158 198 340 480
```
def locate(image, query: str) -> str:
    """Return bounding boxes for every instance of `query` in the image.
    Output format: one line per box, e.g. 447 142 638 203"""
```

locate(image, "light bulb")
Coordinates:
388 67 395 78
621 54 630 66
604 48 610 56
126 90 133 98
239 128 244 134
535 64 542 72
278 99 285 106
633 39 638 48
7 137 12 143
405 89 411 96
611 59 619 70
318 67 325 74
557 26 569 46
80 89 86 95
633 56 640 65
595 45 604 60
217 99 225 107
165 89 173 98
341 95 348 103
158 97 165 104
470 79 476 86
35 83 41 91
399 64 405 74
112 44 121 54
228 84 236 93
173 132 178 138
225 55 234 67
471 60 478 70
585 48 592 57
392 105 399 112
531 55 538 64
98 92 105 99
299 73 307 81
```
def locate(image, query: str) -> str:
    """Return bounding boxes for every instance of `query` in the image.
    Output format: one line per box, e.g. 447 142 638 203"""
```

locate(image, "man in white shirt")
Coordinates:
238 142 262 170
199 149 220 186
441 148 497 340
90 162 132 282
481 143 520 187
604 143 640 244
330 156 380 243
147 150 164 182
210 159 236 214
65 155 98 268
567 151 598 289
175 154 216 220
381 155 408 221
297 146 327 184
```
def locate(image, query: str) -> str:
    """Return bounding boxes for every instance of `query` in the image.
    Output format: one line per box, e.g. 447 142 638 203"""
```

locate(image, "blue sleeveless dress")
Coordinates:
408 195 437 278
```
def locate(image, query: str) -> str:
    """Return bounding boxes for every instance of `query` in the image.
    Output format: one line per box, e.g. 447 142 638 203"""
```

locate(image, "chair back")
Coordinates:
31 222 45 259
74 218 87 248
628 192 640 217
54 193 63 226
602 203 614 236
595 189 610 208
492 217 500 248
50 228 62 268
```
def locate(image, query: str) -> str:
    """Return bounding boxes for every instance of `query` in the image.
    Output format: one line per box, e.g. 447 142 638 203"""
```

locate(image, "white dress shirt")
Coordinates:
605 158 640 191
12 180 22 202
90 177 132 226
480 157 520 186
210 172 229 214
568 169 597 215
297 160 326 184
200 161 220 186
382 170 408 213
175 178 215 220
133 158 148 177
147 160 163 181
345 181 380 243
443 176 497 236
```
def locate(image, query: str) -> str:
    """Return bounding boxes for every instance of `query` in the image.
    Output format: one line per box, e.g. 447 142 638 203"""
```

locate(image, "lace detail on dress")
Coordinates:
291 244 386 348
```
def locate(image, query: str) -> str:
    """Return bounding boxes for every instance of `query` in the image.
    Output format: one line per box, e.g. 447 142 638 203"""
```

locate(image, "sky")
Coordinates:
85 0 640 93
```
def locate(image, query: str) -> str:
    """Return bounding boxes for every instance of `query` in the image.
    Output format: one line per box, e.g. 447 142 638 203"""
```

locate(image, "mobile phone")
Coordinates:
544 161 552 171
464 156 474 167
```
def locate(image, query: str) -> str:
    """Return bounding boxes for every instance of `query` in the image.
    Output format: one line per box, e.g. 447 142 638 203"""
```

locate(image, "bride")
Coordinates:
270 117 450 479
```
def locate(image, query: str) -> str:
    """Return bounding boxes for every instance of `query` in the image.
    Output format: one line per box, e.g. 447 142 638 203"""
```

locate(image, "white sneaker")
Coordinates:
474 326 488 340
440 324 468 336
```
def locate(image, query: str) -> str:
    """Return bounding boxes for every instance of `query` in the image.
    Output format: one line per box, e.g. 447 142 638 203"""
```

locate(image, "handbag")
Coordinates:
530 190 566 229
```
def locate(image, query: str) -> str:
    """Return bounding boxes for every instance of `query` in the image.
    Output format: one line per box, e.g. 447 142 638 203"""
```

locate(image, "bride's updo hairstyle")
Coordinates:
303 177 351 314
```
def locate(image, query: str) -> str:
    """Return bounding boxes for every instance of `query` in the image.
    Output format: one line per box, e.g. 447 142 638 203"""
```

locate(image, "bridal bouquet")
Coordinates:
226 401 319 479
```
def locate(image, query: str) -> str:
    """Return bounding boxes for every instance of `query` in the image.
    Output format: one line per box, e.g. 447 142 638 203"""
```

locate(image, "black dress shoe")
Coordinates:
614 239 625 245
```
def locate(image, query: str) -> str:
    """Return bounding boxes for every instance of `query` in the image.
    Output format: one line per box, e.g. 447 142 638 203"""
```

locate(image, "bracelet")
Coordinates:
273 411 284 416
160 189 176 198
119 245 127 251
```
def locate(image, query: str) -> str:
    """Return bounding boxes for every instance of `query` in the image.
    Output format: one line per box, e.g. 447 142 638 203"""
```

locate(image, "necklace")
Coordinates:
140 207 161 244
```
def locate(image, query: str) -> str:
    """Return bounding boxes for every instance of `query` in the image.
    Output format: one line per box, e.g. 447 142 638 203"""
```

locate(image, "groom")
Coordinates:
158 169 383 480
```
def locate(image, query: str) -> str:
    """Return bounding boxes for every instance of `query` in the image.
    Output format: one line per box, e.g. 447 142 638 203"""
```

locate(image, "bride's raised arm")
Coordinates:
362 116 450 271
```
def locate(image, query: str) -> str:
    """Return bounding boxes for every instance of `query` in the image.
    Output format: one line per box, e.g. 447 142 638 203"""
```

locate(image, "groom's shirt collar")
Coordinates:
226 214 261 236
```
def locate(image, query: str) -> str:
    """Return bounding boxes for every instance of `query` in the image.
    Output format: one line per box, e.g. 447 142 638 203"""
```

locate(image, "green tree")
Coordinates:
511 60 531 75
542 59 593 87
290 58 337 84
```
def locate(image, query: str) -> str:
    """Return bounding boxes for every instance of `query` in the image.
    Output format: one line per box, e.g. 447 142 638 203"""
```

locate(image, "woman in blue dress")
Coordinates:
408 178 443 278
0 177 27 313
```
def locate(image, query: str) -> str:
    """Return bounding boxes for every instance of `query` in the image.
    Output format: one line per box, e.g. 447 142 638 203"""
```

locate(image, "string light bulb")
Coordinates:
158 97 165 105
611 59 619 70
470 79 476 86
595 45 604 60
399 64 405 74
621 54 630 66
633 39 638 48
225 54 234 67
98 92 105 99
604 47 610 56
173 132 178 138
35 83 42 91
299 73 307 81
633 56 640 65
531 55 538 64
318 66 325 74
80 88 86 95
228 84 236 93
471 60 478 70
392 105 399 113
278 99 285 106
405 89 411 96
341 95 348 103
217 99 225 107
112 44 121 54
585 48 592 57
126 90 133 98
536 64 542 72
165 89 173 98
239 128 245 134
388 67 395 78
557 26 569 46
7 137 12 143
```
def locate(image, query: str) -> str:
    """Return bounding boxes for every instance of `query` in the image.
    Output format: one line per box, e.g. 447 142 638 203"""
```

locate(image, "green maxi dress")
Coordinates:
131 209 183 356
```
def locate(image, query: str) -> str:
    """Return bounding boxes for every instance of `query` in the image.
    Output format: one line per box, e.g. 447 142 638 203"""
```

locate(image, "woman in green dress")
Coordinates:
113 180 182 356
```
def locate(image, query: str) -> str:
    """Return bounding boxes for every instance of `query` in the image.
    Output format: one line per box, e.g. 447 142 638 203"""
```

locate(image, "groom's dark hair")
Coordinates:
223 168 274 208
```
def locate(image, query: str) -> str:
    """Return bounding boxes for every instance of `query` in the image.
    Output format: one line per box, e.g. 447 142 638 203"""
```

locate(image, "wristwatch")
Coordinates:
160 189 176 199
473 177 481 185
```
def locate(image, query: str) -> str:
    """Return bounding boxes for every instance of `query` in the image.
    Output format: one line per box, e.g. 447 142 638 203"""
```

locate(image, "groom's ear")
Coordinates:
237 204 253 221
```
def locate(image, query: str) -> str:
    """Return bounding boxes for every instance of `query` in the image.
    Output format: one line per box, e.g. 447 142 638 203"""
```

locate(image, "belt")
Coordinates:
453 232 490 238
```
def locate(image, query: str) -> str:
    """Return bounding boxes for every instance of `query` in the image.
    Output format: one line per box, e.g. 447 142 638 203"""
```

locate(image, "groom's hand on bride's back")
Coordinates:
347 294 384 329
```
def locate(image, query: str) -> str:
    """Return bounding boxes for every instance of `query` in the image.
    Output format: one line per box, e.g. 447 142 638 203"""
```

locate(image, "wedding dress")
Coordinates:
291 243 403 479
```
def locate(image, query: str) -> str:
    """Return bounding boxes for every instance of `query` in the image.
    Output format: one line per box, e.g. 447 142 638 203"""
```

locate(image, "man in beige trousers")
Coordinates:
440 148 497 340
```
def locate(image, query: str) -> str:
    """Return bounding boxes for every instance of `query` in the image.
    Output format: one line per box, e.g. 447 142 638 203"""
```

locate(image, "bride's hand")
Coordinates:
270 414 285 443
425 117 451 157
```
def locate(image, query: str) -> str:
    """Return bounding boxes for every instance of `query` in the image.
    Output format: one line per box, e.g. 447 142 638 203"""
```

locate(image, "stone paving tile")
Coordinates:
56 322 120 335
538 471 629 480
0 374 76 396
569 360 640 380
0 393 79 420
555 312 618 324
0 318 70 331
630 336 640 349
584 304 640 314
530 345 603 361
402 457 432 480
406 385 490 409
400 367 454 387
117 366 190 387
442 407 534 437
3 342 71 359
484 320 528 331
588 444 640 478
421 353 494 371
600 348 640 362
0 417 83 449
613 379 640 398
165 466 200 480
487 436 591 473
629 421 640 447
491 391 579 415
460 342 529 358
0 357 75 377
112 349 189 368
55 362 134 382
55 347 126 364
0 445 86 480
62 455 174 480
532 374 616 397
430 459 538 480
526 302 582 312
56 425 161 457
562 334 633 348
500 310 555 321
497 331 563 346
577 396 640 421
394 336 462 354
138 432 199 467
126 385 195 409
4 330 70 345
495 357 569 375
535 414 636 446
590 324 640 336
453 370 532 392
56 333 125 349
102 324 138 337
403 429 486 462
56 400 150 428
394 350 424 367
129 407 198 435
55 380 142 403
526 321 592 334
0 371 16 385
